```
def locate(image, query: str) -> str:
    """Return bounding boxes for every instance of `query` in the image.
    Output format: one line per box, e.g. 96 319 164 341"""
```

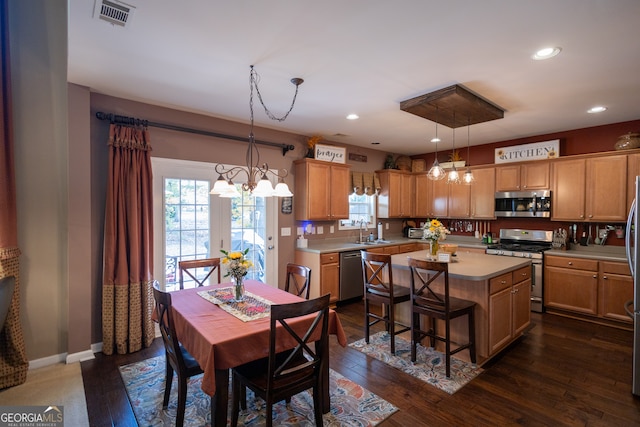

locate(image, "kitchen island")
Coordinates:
390 250 533 365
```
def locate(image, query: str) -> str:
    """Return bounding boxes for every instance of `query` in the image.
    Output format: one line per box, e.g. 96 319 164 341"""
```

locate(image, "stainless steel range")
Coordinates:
486 229 553 313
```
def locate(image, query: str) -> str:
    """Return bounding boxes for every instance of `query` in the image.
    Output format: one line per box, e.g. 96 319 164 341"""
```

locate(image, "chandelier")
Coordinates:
427 107 445 180
210 65 303 198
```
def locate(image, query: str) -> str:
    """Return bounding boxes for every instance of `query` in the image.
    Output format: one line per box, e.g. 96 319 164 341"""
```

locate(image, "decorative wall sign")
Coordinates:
495 139 560 164
349 152 368 162
315 144 346 163
281 196 292 214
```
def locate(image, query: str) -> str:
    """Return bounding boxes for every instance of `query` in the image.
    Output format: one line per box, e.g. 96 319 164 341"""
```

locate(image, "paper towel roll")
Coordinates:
377 223 383 240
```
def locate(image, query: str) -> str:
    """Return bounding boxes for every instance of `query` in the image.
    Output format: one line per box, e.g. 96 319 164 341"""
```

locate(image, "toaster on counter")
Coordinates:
407 228 424 239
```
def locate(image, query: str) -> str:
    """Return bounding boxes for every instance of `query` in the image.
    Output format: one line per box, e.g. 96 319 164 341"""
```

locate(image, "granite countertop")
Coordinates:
391 250 532 281
296 235 487 254
545 244 627 262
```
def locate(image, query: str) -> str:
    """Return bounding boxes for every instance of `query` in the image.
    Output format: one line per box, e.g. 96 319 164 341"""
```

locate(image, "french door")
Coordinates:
151 157 279 290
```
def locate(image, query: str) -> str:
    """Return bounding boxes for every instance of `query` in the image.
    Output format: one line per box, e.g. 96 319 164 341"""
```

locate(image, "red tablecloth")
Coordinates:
169 279 347 397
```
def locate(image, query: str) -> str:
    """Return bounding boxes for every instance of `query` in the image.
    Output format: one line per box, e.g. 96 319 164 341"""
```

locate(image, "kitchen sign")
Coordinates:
315 144 346 164
495 139 559 164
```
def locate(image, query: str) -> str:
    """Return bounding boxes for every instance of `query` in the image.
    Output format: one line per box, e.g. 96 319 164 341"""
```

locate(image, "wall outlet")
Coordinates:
385 223 389 230
297 227 303 236
317 226 324 234
305 224 312 234
330 225 335 233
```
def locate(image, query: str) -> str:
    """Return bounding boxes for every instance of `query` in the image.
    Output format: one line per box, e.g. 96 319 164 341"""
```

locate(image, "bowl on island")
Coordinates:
439 243 458 255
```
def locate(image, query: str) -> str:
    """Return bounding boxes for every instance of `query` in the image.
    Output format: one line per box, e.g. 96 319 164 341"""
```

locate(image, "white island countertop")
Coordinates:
391 250 532 281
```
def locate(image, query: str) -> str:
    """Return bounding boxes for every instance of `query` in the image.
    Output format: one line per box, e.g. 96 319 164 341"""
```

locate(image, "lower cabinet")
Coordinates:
295 251 340 304
489 266 531 354
544 255 632 326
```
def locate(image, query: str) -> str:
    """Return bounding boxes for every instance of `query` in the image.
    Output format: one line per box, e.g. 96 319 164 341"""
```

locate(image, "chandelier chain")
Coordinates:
251 66 301 123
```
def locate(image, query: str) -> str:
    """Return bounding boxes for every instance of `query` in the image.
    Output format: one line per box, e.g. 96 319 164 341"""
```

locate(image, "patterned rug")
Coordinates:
119 355 398 426
349 331 483 394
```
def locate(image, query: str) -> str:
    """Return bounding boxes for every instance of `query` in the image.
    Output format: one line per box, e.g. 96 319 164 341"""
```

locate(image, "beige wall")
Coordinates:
9 1 69 360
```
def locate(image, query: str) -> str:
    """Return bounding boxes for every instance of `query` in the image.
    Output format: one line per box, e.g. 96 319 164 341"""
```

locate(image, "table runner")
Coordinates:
197 287 272 321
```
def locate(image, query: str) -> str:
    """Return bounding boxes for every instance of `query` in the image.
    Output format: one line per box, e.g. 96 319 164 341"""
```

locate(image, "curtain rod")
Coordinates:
95 112 296 156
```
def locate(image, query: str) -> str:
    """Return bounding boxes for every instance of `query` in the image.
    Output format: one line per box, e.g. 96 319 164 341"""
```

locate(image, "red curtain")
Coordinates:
102 123 155 355
0 0 27 389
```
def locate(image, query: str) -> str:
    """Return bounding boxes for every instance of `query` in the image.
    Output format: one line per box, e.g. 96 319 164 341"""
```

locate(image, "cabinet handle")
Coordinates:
568 262 573 265
588 214 593 218
592 274 597 279
603 275 608 280
501 280 506 284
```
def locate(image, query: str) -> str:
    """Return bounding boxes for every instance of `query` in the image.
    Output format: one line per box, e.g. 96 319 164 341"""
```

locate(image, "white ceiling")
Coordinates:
68 0 640 155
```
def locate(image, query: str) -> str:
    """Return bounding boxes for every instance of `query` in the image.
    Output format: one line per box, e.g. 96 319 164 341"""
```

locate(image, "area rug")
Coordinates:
119 355 398 426
349 331 483 394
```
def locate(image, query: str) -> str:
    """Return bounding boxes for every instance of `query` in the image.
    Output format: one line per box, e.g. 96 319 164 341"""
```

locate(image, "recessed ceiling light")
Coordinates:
532 47 562 60
587 106 607 114
346 114 359 120
431 137 441 143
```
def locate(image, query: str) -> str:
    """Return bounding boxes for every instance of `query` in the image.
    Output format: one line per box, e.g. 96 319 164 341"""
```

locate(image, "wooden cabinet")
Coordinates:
627 153 640 213
377 170 414 218
295 250 340 304
496 162 549 191
551 155 627 221
599 261 633 323
294 159 350 221
489 266 531 353
448 181 470 218
469 167 495 219
545 255 632 326
320 252 340 304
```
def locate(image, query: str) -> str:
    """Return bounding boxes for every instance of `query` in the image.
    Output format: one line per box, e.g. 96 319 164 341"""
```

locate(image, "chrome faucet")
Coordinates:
358 219 367 243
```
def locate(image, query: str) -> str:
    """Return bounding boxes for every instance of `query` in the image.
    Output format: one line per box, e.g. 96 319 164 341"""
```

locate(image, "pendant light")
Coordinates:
427 107 445 180
462 117 475 185
447 112 460 184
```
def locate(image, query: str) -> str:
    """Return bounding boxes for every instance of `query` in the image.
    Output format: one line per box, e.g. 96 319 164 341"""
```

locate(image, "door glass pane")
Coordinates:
164 177 211 290
230 187 266 282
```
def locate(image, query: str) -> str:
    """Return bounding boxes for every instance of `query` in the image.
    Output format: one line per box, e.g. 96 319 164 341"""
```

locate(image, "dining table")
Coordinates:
167 279 348 427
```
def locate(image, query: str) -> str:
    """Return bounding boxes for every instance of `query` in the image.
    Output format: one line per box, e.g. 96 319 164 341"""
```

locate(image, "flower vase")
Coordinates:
232 276 245 302
430 240 439 258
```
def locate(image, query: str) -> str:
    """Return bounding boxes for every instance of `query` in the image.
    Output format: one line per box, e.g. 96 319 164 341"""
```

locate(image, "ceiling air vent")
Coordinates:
94 0 135 27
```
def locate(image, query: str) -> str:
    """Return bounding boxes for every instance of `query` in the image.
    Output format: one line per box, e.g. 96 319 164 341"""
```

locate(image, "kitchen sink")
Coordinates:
354 240 393 245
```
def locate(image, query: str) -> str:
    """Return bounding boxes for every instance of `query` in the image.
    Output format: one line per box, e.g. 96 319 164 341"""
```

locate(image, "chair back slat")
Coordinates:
361 251 394 296
284 263 312 299
152 282 185 367
179 257 221 289
267 294 330 391
408 258 450 312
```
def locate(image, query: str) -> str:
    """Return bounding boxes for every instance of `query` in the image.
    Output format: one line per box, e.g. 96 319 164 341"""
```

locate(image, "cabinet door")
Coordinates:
495 165 521 191
320 252 340 304
448 182 470 218
544 265 598 315
414 173 431 217
600 273 633 322
627 153 640 213
330 164 351 219
551 158 586 220
585 155 627 221
470 167 495 218
521 162 550 190
294 160 331 220
512 280 531 336
377 171 412 218
399 173 414 217
430 178 449 218
489 287 512 353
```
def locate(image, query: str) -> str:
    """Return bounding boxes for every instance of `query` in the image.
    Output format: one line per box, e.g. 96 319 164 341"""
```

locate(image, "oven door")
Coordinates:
531 259 543 313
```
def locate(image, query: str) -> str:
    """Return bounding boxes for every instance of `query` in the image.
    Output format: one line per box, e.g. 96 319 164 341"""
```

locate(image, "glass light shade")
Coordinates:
220 183 241 198
447 166 460 184
210 175 230 194
273 181 293 197
252 176 275 197
462 167 475 184
427 159 446 180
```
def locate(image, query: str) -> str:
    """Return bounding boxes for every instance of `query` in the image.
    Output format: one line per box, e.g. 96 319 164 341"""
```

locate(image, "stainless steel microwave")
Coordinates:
494 190 552 217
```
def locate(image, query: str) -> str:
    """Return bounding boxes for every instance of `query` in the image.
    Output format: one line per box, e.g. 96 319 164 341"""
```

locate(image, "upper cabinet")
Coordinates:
551 154 627 221
495 162 549 192
377 169 414 218
294 159 351 221
469 167 496 219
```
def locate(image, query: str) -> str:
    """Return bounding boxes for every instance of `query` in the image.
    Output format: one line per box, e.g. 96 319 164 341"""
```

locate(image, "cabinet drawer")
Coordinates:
320 252 339 264
490 273 513 294
545 255 597 271
601 261 631 275
513 265 532 284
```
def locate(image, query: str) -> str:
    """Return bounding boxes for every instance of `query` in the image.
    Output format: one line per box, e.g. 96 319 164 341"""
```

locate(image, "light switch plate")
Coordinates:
280 227 291 236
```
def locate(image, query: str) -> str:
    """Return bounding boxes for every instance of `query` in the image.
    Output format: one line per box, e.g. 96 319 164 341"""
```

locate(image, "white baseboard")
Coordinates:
66 349 95 364
28 341 103 369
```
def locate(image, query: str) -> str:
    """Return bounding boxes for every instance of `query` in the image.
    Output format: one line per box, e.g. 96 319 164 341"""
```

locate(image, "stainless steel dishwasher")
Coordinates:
339 250 364 302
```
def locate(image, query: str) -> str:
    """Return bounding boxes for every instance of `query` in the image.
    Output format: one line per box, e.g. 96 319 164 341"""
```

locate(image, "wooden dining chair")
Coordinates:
230 293 331 427
407 258 477 378
178 257 221 289
152 282 207 427
361 250 411 354
0 276 15 332
284 263 312 299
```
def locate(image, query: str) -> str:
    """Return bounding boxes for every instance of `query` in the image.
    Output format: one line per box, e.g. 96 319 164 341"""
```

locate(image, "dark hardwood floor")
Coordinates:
81 301 640 426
